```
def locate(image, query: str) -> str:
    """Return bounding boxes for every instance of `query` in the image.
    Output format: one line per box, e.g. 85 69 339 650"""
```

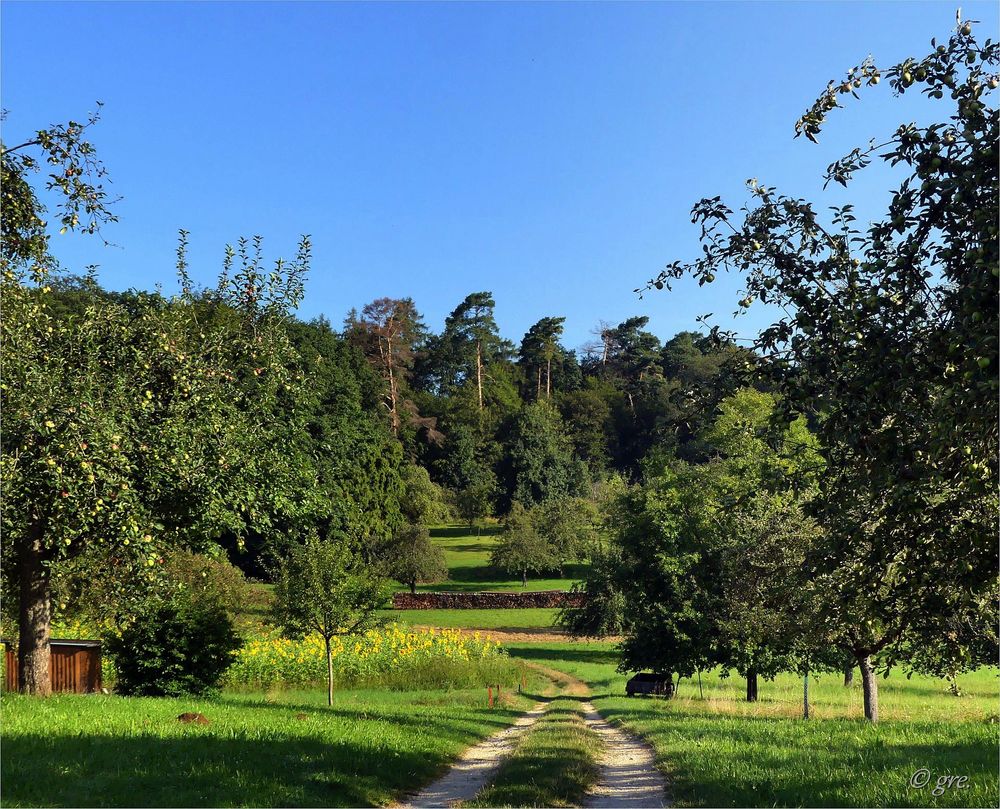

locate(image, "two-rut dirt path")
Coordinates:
580 699 668 808
400 699 549 808
397 666 668 808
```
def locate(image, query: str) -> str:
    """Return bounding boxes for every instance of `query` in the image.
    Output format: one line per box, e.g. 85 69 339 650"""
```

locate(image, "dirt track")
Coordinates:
394 663 668 808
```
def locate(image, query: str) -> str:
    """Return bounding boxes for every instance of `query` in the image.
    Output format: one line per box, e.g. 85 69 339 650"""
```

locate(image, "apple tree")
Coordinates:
1 111 318 693
646 17 998 720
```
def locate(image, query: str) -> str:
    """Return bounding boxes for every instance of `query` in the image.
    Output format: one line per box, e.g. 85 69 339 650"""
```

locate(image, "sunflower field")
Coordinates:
223 624 518 690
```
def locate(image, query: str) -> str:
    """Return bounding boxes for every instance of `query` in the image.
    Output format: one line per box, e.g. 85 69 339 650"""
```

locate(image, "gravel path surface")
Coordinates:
398 701 549 808
395 665 669 808
582 700 669 808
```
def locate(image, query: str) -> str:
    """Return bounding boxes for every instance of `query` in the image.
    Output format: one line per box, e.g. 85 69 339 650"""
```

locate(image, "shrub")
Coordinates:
105 597 242 696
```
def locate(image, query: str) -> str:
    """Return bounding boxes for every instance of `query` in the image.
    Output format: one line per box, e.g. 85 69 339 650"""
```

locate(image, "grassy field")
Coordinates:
503 641 999 808
413 525 587 593
468 695 603 808
0 683 543 808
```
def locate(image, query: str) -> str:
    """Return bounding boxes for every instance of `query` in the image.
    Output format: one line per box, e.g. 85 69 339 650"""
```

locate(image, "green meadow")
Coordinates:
503 641 999 808
0 684 542 808
404 524 587 593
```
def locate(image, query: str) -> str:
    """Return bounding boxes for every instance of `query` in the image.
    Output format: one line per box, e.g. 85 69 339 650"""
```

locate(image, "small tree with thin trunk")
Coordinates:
457 476 495 536
272 536 390 705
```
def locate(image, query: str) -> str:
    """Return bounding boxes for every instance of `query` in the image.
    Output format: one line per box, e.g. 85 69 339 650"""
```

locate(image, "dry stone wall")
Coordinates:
392 590 586 609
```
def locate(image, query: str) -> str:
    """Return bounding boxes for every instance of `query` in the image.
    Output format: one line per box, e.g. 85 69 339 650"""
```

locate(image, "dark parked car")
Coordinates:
625 672 674 697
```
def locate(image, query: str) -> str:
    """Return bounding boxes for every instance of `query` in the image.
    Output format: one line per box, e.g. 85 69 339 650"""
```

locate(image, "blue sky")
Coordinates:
3 1 996 352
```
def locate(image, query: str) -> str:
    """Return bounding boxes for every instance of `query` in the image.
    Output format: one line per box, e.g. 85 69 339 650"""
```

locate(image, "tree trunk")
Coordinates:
476 340 483 411
325 637 334 707
521 569 527 588
386 335 399 435
803 671 810 719
843 664 854 687
746 668 758 702
409 582 416 595
858 654 879 723
18 524 52 695
546 357 551 398
536 366 541 400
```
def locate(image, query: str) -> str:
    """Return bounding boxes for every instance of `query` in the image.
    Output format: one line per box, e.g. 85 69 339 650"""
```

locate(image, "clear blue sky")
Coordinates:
3 1 996 351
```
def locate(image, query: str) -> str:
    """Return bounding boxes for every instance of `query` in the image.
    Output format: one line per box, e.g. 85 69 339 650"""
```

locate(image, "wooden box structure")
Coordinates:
2 639 102 693
625 672 674 698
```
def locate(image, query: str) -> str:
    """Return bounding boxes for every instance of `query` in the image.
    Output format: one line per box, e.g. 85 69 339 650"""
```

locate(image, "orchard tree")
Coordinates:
456 473 496 534
1 111 320 694
491 503 557 587
385 524 448 594
1 104 118 267
532 496 599 571
272 535 389 705
1 233 314 695
646 17 998 721
586 390 825 699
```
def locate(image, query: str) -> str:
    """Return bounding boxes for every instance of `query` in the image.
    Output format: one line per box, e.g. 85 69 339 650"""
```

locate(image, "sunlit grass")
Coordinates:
0 683 544 808
385 607 562 632
467 696 603 808
411 524 587 593
505 641 999 807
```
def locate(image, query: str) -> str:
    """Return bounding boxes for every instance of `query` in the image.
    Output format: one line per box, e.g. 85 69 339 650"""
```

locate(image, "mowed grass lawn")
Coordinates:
505 641 999 808
1 684 541 808
410 524 587 593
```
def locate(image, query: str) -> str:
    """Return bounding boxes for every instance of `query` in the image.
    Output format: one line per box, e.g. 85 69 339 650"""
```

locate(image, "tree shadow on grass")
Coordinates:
505 646 620 666
1 733 433 807
222 696 524 734
431 526 501 539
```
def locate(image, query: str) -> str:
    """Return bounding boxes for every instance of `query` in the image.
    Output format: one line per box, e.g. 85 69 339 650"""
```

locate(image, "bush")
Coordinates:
105 597 242 696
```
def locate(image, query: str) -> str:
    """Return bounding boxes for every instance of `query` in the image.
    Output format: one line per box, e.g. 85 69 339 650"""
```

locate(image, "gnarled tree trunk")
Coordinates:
18 523 52 695
843 664 854 686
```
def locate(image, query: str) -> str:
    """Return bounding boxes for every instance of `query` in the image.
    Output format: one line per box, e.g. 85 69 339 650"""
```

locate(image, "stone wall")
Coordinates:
391 590 586 610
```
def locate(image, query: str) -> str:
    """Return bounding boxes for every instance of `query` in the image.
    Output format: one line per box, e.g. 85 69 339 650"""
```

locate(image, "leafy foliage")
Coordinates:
385 524 448 594
645 17 998 719
490 503 559 587
271 535 390 704
105 596 242 696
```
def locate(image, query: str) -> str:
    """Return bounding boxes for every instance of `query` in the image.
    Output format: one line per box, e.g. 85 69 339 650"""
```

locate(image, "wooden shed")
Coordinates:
2 639 102 693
